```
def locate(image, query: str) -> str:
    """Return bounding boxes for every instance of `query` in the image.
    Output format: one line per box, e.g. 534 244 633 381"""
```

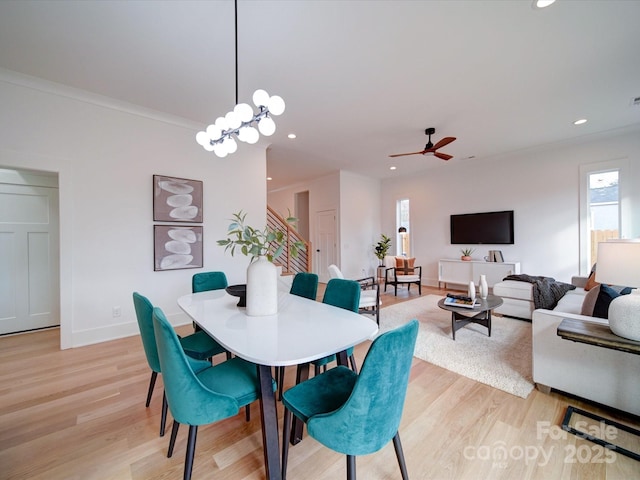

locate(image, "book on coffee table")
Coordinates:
444 296 480 309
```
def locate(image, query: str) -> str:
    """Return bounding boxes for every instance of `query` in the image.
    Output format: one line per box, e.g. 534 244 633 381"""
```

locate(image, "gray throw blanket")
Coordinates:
503 274 576 310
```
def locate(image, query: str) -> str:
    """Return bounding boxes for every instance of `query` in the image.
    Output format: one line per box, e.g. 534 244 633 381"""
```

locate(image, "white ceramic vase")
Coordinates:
468 281 476 301
479 274 488 299
246 255 278 316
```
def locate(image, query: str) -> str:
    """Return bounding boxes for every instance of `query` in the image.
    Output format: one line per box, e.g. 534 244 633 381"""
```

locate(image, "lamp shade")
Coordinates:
595 240 640 288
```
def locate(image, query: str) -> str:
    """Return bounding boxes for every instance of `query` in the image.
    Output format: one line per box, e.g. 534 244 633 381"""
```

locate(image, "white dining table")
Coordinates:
177 280 378 480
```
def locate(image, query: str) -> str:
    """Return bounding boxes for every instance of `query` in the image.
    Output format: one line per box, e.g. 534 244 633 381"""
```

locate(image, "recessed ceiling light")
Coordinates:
267 177 272 181
390 166 397 171
573 119 588 125
532 0 556 8
287 133 296 139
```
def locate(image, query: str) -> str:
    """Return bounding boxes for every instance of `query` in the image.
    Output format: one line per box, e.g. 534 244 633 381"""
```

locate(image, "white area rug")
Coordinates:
379 295 534 398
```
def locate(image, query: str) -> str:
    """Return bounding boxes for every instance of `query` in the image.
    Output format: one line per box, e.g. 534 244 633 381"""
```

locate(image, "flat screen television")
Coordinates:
450 210 514 245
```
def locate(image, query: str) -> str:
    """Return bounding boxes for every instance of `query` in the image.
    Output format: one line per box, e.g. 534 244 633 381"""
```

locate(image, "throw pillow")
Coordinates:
584 271 599 291
580 284 600 316
395 257 415 275
592 284 632 319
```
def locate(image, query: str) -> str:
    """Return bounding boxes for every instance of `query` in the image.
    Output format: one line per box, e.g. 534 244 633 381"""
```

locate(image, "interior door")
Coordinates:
0 183 60 334
316 209 337 283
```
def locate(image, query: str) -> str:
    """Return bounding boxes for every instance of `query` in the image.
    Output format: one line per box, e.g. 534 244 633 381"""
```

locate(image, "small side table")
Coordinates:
557 318 640 462
438 294 503 340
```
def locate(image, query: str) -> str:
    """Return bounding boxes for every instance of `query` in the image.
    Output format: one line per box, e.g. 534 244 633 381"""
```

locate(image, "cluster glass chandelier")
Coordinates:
196 0 285 158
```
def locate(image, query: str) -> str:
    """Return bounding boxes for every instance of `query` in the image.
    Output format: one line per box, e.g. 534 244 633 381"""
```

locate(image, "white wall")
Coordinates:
0 71 266 348
381 127 640 287
338 171 381 279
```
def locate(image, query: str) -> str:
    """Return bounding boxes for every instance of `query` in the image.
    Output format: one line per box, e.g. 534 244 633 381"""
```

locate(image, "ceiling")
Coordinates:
1 0 639 191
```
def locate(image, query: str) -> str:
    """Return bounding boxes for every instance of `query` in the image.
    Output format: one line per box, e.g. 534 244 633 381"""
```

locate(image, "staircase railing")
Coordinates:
267 206 312 274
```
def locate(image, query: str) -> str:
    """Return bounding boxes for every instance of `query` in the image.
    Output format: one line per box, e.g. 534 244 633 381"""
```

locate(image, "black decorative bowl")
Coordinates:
225 284 247 307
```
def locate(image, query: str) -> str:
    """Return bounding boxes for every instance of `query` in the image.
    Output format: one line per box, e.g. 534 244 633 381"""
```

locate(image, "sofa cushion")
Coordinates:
580 284 600 316
493 280 534 301
593 284 632 319
553 288 586 315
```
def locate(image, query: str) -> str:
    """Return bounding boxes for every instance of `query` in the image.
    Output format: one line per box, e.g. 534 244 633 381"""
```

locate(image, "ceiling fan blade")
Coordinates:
431 136 456 150
434 151 453 161
388 151 427 158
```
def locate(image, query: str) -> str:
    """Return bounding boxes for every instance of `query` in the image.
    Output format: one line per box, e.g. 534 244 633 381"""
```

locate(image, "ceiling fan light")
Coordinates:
253 89 270 107
267 95 285 115
203 142 215 152
258 116 276 136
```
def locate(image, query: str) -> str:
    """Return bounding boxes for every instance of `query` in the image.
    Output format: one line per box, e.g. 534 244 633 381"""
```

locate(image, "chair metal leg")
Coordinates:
146 371 158 407
346 455 356 480
167 420 180 457
393 432 409 480
184 425 198 480
281 408 292 479
245 404 251 421
160 390 168 436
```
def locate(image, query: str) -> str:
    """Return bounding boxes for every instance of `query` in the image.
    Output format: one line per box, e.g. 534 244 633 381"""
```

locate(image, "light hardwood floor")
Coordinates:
1 285 639 479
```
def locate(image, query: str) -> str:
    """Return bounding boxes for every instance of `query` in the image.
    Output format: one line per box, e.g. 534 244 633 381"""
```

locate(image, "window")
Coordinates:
397 199 410 256
579 159 629 274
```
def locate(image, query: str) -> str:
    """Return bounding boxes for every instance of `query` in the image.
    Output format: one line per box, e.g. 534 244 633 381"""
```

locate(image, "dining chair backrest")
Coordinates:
133 292 161 373
322 278 360 313
306 319 419 456
192 271 228 293
152 307 239 425
290 272 319 300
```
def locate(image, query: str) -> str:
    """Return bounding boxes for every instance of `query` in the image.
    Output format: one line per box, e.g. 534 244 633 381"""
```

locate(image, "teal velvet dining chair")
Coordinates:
281 319 418 480
278 272 320 399
312 278 361 375
132 292 227 436
191 271 231 338
192 271 228 293
152 307 275 480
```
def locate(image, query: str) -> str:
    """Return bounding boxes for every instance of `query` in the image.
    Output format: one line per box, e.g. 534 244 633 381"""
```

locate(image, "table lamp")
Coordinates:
595 240 640 341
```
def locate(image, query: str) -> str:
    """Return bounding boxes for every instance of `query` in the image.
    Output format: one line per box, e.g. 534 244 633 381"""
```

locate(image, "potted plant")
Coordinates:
217 210 304 262
460 247 475 261
217 210 304 316
374 234 392 280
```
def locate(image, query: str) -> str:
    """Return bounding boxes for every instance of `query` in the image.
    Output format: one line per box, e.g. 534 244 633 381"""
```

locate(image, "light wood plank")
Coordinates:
1 285 639 479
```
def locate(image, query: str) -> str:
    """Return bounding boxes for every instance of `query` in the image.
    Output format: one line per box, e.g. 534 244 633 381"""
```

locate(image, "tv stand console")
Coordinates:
438 259 520 289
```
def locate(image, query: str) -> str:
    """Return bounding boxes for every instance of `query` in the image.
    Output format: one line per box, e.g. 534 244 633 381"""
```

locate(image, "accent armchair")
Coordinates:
384 256 422 296
328 264 381 324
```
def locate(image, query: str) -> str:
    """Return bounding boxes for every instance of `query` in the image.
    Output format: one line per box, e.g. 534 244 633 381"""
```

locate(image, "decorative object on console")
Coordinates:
195 0 285 157
479 274 488 299
595 240 640 341
217 210 304 316
460 248 475 261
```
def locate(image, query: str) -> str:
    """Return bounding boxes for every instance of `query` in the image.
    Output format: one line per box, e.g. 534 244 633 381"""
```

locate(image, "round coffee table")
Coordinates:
437 294 503 340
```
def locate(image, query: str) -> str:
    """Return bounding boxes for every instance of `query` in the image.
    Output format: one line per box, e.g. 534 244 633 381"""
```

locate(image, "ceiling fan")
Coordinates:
389 128 456 160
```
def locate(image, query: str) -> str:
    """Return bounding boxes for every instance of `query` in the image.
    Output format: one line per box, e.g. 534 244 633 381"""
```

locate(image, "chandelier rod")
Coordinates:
234 0 238 106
